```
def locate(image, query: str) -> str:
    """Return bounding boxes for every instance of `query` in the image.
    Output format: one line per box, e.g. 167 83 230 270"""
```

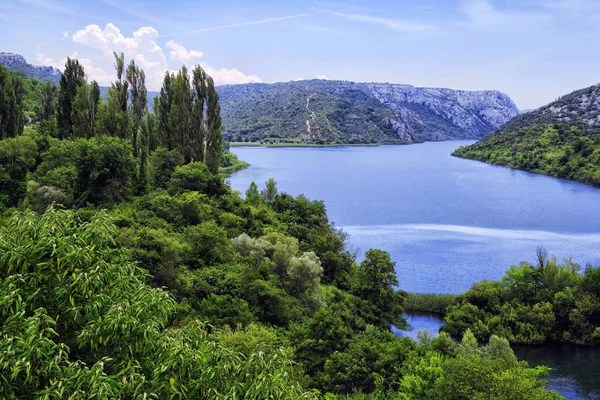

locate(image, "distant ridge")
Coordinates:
0 52 61 85
218 80 519 145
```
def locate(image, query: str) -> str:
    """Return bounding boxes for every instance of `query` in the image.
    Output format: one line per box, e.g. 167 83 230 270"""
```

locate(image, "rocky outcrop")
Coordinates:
0 52 61 85
361 83 519 141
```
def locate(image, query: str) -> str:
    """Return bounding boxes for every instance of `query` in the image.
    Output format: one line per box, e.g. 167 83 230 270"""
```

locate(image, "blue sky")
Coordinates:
0 0 599 109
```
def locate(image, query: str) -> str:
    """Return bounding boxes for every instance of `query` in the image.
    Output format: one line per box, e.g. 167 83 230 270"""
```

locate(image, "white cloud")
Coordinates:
199 62 262 85
0 14 7 20
166 40 203 62
65 23 261 89
37 51 113 85
316 74 329 80
317 9 432 32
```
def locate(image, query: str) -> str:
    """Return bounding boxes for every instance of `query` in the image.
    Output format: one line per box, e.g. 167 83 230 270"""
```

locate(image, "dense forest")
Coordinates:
453 124 600 186
0 58 567 398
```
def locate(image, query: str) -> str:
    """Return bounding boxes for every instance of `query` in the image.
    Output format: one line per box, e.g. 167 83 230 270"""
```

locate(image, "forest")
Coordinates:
0 58 568 398
453 124 600 187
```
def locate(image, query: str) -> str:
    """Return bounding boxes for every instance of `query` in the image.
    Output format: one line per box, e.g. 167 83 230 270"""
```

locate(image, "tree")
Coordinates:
191 65 208 162
205 76 222 174
126 59 147 156
245 181 261 205
40 82 56 121
71 81 100 138
0 135 38 208
0 64 25 139
111 52 129 139
171 67 193 163
158 71 174 150
261 178 278 203
57 57 85 138
149 147 183 189
351 249 406 328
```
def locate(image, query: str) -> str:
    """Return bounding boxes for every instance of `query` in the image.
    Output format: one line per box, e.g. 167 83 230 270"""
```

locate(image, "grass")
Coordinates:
220 159 249 176
404 293 457 316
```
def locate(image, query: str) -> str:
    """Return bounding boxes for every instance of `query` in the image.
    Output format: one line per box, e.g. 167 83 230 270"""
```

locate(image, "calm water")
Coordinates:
228 141 600 399
228 141 600 294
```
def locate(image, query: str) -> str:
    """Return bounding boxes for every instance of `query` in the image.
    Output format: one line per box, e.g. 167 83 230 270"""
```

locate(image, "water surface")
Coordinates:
229 141 600 294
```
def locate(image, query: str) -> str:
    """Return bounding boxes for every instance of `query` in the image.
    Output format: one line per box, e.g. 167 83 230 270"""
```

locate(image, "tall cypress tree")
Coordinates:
205 77 222 175
158 72 174 150
191 65 208 163
57 58 85 138
126 60 147 156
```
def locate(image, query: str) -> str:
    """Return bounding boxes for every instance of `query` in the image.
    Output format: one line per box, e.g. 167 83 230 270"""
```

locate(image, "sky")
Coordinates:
0 0 599 110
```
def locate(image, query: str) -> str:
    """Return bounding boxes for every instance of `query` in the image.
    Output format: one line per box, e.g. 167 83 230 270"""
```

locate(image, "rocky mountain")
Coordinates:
218 80 519 145
0 52 61 85
484 83 600 140
453 82 600 187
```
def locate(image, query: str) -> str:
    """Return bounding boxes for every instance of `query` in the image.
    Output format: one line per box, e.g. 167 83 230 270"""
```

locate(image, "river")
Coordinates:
228 141 600 399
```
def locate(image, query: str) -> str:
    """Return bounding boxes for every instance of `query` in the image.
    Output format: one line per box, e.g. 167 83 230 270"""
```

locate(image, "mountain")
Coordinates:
483 83 600 140
218 80 519 145
453 83 600 186
0 52 61 85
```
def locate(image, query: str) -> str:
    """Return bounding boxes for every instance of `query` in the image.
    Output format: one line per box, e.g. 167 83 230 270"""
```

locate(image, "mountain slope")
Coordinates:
0 52 61 85
219 80 519 145
453 83 600 186
484 83 600 139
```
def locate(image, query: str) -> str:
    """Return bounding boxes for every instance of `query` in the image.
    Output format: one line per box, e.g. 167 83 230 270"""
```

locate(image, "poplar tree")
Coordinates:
205 77 222 175
171 67 193 163
40 82 56 121
0 65 24 139
126 60 147 156
57 58 85 138
191 65 208 162
158 72 174 150
111 52 129 139
71 80 100 138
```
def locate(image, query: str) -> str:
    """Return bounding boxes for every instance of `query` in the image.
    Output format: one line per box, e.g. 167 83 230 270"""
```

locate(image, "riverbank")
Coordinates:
229 141 386 148
403 293 457 315
220 159 249 176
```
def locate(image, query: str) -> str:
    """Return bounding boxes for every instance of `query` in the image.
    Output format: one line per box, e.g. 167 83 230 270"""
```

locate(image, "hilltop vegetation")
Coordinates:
454 83 600 186
218 80 519 145
453 124 600 186
0 54 564 398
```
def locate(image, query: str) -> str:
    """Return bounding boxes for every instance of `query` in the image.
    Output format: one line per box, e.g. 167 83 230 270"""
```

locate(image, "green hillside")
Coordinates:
454 83 600 186
219 80 401 145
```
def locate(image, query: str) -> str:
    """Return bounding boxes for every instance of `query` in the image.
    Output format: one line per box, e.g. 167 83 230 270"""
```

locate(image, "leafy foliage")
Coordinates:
444 253 600 345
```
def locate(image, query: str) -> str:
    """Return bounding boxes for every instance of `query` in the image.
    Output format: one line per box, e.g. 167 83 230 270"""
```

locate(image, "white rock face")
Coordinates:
363 83 520 141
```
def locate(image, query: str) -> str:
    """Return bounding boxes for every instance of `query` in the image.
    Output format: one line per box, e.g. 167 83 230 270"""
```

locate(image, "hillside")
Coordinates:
484 83 600 139
453 83 600 186
0 52 61 85
219 80 519 145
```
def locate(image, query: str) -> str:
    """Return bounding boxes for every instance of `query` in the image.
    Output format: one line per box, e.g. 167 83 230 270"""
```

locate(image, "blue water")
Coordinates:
228 141 600 399
228 141 600 294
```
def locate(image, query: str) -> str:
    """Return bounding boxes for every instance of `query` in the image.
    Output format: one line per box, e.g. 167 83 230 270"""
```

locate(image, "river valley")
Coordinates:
228 141 600 399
